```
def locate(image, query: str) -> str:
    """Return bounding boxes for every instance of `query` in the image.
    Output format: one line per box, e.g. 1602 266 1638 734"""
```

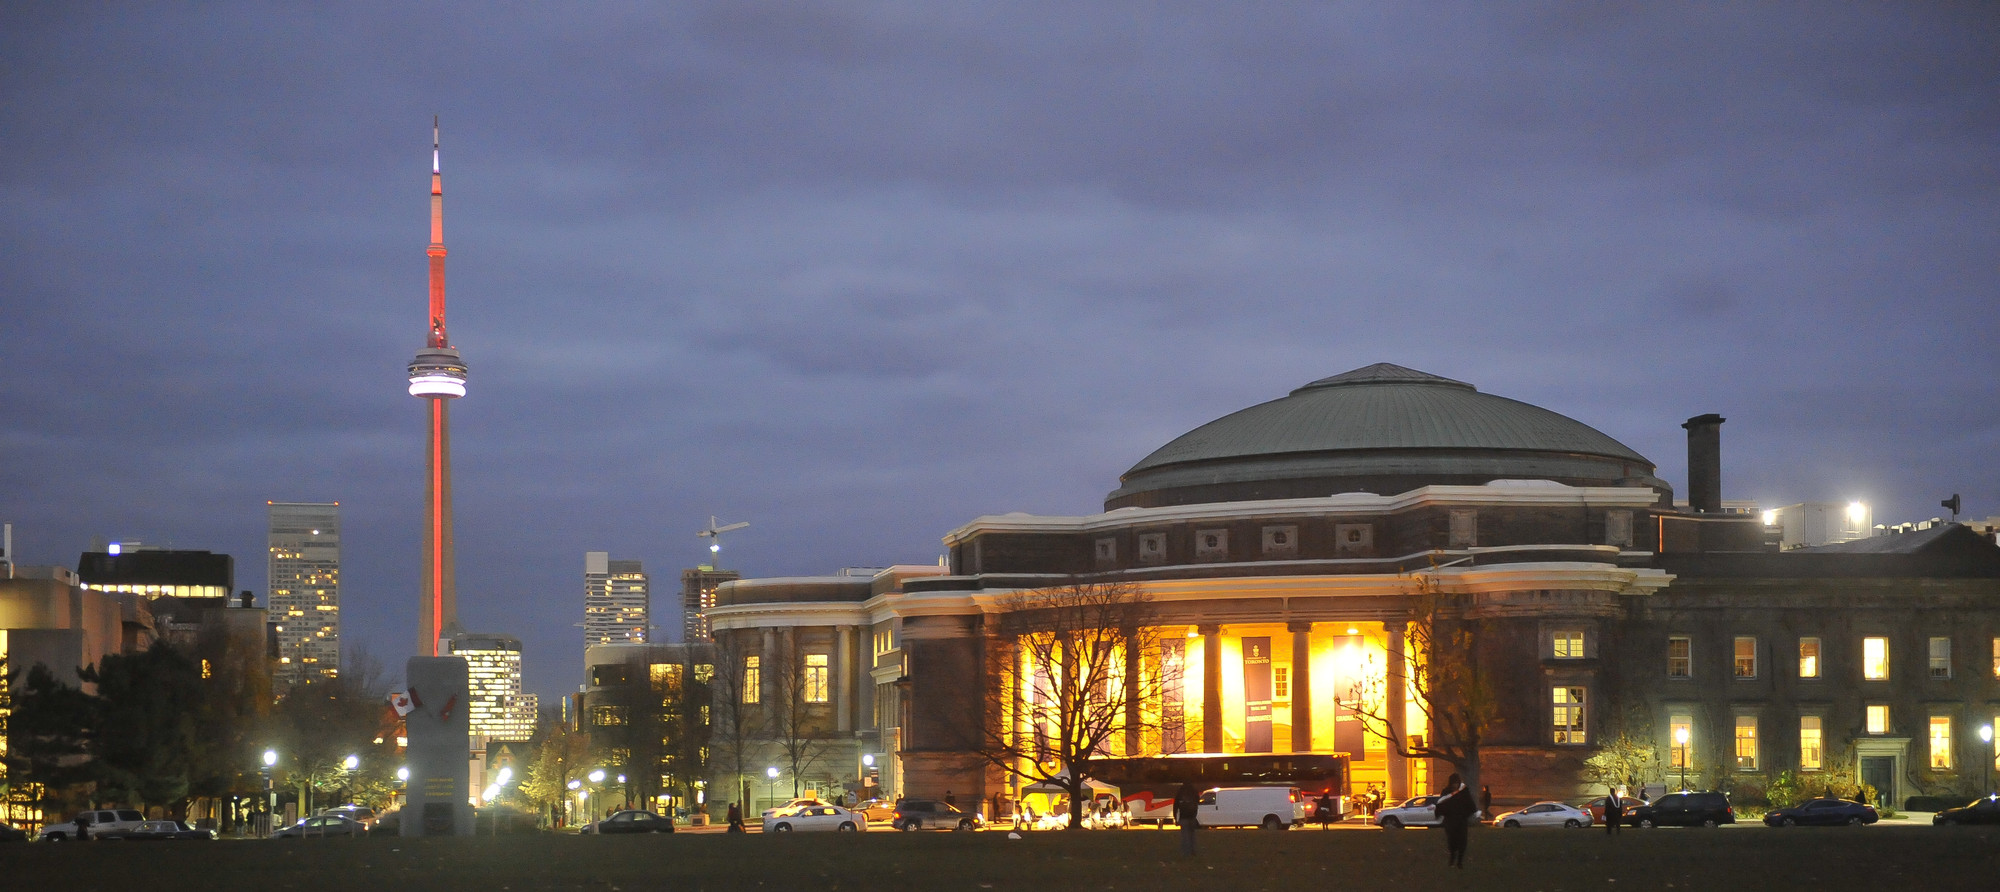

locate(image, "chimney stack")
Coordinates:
1682 413 1725 513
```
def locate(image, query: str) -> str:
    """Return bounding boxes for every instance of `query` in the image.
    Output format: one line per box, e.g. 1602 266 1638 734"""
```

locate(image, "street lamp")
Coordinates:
1981 724 1994 795
262 749 279 836
1674 727 1690 791
766 766 779 811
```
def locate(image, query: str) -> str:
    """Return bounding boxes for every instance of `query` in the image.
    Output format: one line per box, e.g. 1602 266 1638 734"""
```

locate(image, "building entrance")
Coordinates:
1860 757 1894 808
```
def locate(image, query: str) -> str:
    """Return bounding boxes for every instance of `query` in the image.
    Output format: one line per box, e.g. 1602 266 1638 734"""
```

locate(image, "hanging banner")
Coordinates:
1243 636 1273 753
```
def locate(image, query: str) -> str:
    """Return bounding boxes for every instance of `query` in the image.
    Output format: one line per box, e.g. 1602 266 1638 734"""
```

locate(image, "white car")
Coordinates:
763 804 867 833
1373 795 1444 830
1494 801 1594 828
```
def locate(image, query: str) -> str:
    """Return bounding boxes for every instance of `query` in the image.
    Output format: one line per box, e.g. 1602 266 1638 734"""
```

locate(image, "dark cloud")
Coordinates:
4 1 1996 700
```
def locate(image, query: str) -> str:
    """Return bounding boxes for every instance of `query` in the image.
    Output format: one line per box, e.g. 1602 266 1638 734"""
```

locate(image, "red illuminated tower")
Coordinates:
407 119 468 656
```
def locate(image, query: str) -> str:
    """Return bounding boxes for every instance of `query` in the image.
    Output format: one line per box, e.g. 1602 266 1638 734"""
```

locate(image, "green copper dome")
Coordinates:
1106 363 1664 509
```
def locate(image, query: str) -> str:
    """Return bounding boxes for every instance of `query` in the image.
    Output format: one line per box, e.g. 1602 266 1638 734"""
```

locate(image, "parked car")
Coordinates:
0 821 29 843
893 799 983 831
114 820 217 841
852 798 898 822
39 809 146 841
1631 791 1734 828
1493 801 1593 828
764 804 868 833
319 805 378 829
1373 795 1444 830
581 810 675 834
1931 795 2000 826
273 814 368 837
1582 795 1646 826
1763 798 1878 827
1195 786 1307 830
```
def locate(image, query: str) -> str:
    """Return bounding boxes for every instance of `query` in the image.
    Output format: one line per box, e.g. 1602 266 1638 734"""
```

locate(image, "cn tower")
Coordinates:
407 118 468 656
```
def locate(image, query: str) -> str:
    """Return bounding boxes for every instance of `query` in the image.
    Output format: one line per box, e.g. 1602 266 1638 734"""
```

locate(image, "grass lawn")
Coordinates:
2 825 1993 891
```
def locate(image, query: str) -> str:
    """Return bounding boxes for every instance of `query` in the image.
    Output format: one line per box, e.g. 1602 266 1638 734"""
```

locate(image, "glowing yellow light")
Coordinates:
1761 509 1778 526
1847 502 1867 524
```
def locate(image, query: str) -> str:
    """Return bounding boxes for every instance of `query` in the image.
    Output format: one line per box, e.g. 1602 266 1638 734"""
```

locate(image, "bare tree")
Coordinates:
766 635 834 797
1348 561 1500 797
705 637 763 811
964 577 1160 831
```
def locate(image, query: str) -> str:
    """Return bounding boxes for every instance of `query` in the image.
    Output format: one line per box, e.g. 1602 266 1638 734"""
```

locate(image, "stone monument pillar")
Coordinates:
403 655 474 837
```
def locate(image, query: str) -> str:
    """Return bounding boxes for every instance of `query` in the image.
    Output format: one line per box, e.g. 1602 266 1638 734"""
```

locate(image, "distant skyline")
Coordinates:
3 4 1995 703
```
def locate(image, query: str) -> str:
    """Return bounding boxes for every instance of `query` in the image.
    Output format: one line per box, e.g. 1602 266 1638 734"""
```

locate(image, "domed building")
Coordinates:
702 364 2000 817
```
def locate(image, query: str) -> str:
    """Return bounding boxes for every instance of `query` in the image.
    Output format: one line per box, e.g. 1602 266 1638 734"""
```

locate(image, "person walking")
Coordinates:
1479 785 1493 822
1172 782 1201 857
1313 791 1336 828
1434 774 1476 868
1604 784 1624 836
725 802 745 833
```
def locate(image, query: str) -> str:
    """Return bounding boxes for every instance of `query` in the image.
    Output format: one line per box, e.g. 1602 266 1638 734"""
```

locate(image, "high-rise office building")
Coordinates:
679 566 738 642
268 501 340 687
584 552 648 649
447 632 537 741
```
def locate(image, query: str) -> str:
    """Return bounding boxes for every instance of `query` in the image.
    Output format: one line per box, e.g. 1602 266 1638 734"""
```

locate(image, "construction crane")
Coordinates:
698 516 750 570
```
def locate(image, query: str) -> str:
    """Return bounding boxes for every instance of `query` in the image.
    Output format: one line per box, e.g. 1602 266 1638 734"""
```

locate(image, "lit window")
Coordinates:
805 654 829 703
1866 704 1889 735
1798 637 1821 679
1929 637 1951 679
1551 687 1586 744
1734 637 1757 678
1273 665 1290 700
1734 716 1758 770
1668 636 1691 678
1553 631 1584 659
1799 716 1823 771
1862 637 1888 680
743 656 761 704
1669 715 1692 768
591 705 628 726
1929 716 1952 769
1993 638 1999 679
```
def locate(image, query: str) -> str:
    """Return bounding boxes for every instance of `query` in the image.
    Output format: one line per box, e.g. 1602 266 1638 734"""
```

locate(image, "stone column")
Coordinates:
836 625 854 733
1201 624 1223 753
1385 620 1409 799
761 627 777 707
1289 621 1313 753
1123 635 1142 756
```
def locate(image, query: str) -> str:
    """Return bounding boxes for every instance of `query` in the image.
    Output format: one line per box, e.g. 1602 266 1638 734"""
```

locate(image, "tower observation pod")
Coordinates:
408 347 468 397
410 118 465 657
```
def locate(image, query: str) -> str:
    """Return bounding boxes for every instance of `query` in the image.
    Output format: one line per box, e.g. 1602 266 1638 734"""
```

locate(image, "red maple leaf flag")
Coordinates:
388 692 415 716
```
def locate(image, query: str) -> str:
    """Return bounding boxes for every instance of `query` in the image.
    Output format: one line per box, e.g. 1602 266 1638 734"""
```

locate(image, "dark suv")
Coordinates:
1632 791 1734 828
893 799 982 831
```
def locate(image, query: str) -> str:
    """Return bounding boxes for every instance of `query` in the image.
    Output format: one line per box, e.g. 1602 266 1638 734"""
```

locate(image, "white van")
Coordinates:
1196 786 1307 830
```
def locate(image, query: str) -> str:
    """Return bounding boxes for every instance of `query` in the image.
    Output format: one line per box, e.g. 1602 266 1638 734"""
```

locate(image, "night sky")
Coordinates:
4 3 1996 702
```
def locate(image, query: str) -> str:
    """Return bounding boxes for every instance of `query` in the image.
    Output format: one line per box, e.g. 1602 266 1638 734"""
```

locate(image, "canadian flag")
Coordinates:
388 691 415 717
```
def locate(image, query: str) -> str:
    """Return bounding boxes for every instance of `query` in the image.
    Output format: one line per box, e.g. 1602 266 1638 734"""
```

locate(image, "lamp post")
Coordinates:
766 766 779 812
588 769 606 823
1674 727 1689 791
566 778 582 828
262 749 278 836
1981 724 1994 795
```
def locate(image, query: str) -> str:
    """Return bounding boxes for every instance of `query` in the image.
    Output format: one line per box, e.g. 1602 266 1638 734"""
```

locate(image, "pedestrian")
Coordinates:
75 813 93 842
1480 785 1493 821
1433 774 1476 868
1604 784 1622 836
726 801 745 833
1172 782 1201 857
1313 791 1336 828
